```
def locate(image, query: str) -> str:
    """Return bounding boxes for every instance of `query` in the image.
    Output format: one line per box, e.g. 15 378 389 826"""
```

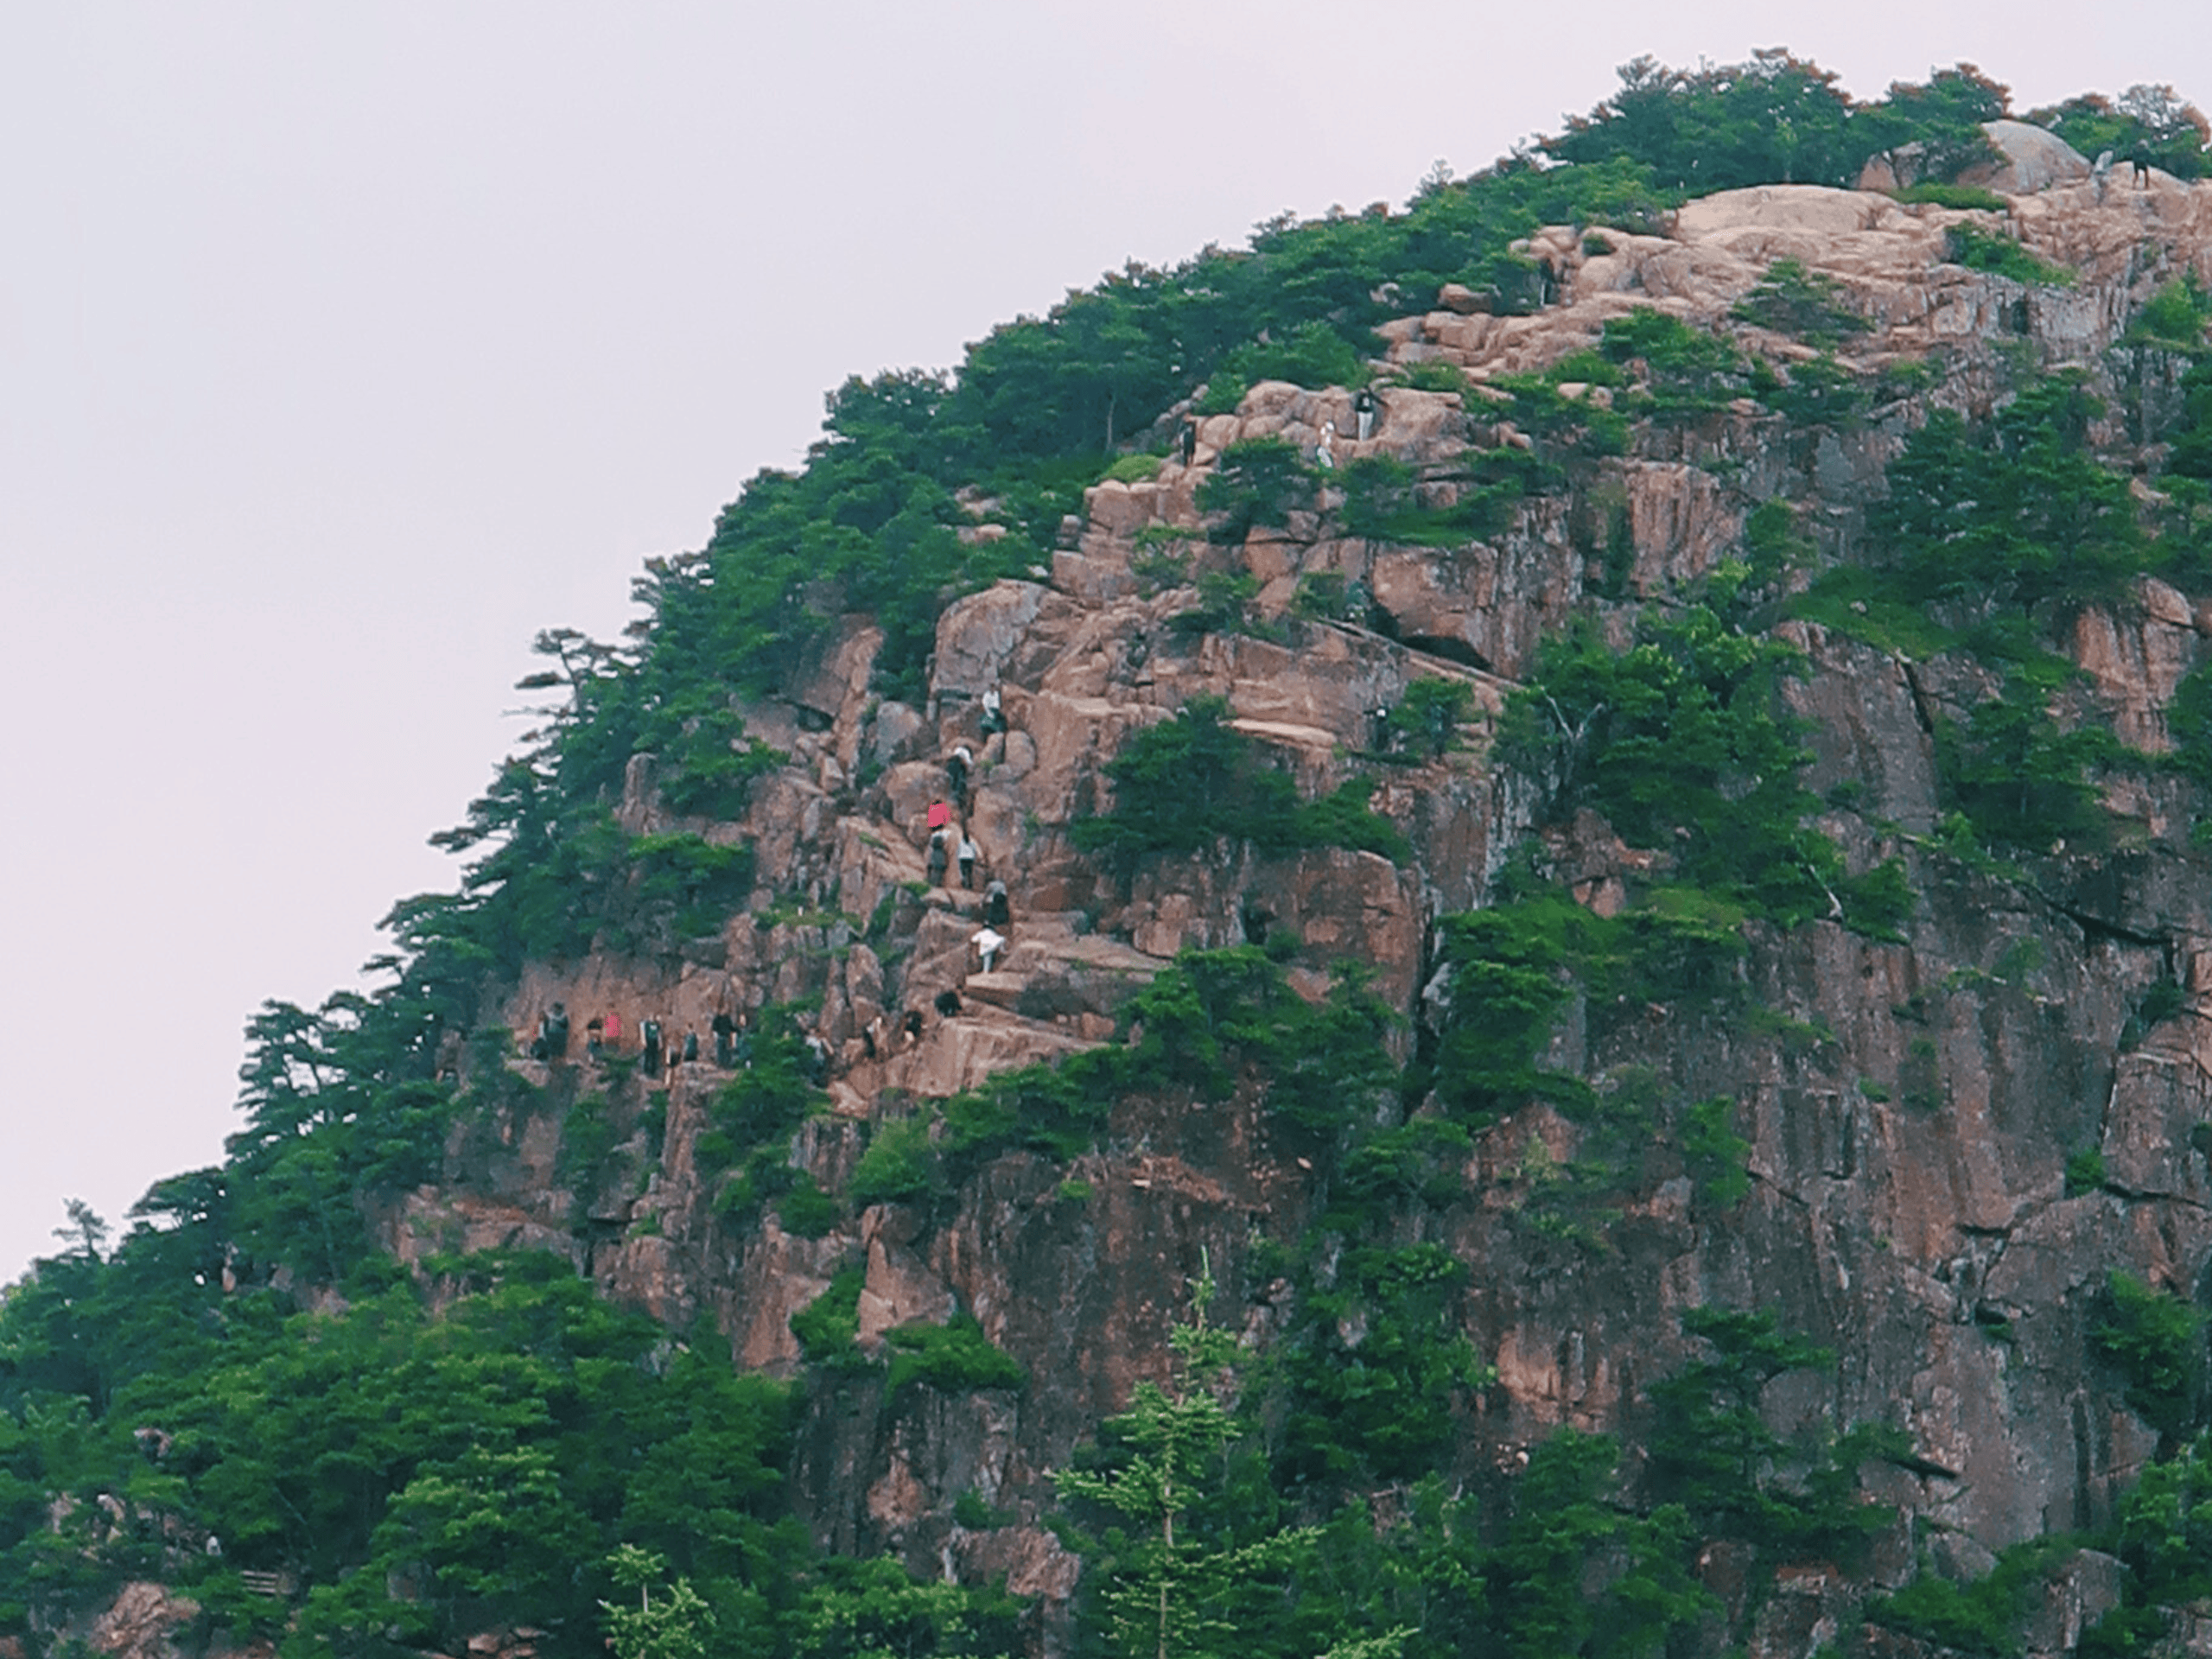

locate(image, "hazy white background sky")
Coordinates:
3 1 2207 1282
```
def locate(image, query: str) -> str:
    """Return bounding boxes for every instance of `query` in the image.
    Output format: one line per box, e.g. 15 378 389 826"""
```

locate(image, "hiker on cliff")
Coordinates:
1353 387 1377 442
972 926 1007 974
934 989 962 1018
641 1017 664 1076
1179 416 1198 467
926 829 950 887
2132 140 2155 187
1344 577 1373 624
586 1015 605 1059
543 1002 570 1060
1314 421 1336 470
983 879 1010 928
906 1007 927 1042
735 1013 754 1069
2093 149 2115 201
979 685 1007 737
682 1029 699 1064
604 1011 621 1054
948 744 975 807
957 832 978 889
711 1011 734 1068
926 798 951 835
803 1033 830 1085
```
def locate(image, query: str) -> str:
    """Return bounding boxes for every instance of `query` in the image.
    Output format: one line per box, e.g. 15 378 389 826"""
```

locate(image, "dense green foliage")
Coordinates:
1503 605 1907 932
1868 1536 2076 1659
1071 697 1408 868
2097 1273 2208 1438
789 1268 870 1373
886 1317 1027 1398
7 1250 783 1649
2025 84 2212 180
1731 257 1869 346
696 1020 827 1220
1878 378 2139 607
1646 1309 1907 1560
1792 360 2212 857
2114 1434 2212 1599
1944 224 2077 287
1276 1244 1484 1484
922 947 1399 1179
1548 53 2007 191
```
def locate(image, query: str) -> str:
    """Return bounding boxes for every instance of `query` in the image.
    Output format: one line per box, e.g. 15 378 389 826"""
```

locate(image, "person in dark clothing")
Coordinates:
926 830 950 887
803 1033 830 1085
712 1011 735 1069
983 879 1010 928
586 1016 604 1059
682 1030 700 1064
935 988 963 1017
1179 416 1198 467
543 1002 570 1059
641 1018 664 1077
947 744 975 807
904 1008 925 1044
1353 386 1378 442
2133 141 2155 187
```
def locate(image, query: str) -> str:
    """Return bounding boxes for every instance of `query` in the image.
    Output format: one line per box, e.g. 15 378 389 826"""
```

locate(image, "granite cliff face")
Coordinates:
382 156 2212 1656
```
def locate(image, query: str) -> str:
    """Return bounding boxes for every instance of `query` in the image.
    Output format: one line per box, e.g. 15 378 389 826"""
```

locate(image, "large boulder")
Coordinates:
1959 118 2093 194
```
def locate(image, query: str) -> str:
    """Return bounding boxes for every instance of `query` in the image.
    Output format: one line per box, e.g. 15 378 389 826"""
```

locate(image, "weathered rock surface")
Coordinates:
351 172 2212 1653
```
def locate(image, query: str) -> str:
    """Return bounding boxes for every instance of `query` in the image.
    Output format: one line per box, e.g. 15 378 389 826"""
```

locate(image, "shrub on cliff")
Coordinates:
1867 1538 2075 1659
1072 697 1408 868
848 1116 933 1209
1943 225 2076 287
1732 258 1870 346
1278 1243 1488 1484
791 1267 871 1373
1505 607 1865 927
2098 1272 2208 1438
1479 1428 1712 1659
886 1315 1026 1396
1198 438 1314 543
1936 679 2119 855
1646 1308 1907 1562
1878 379 2139 613
1599 307 1751 418
2115 1435 2212 1600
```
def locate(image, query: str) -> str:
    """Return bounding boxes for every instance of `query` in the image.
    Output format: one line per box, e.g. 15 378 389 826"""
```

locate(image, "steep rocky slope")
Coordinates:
372 153 2212 1654
30 101 2212 1659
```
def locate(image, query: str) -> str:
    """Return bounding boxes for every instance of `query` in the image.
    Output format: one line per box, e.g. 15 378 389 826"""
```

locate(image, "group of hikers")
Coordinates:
529 1003 708 1073
521 706 1025 1091
921 729 1015 979
527 1002 833 1085
1175 386 1378 474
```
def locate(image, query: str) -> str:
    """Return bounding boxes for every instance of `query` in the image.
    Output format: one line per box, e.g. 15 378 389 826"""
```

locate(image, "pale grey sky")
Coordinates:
3 1 2204 1282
